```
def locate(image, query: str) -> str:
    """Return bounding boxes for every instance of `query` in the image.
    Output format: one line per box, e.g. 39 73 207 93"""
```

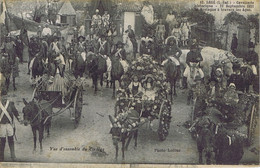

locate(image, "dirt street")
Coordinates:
2 62 259 164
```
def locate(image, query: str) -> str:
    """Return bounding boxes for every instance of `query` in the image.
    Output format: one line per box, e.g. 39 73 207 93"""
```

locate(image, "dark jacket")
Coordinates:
245 50 258 66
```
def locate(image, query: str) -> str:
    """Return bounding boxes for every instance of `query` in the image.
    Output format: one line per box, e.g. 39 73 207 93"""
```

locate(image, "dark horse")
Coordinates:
196 125 216 164
74 52 87 78
86 52 107 95
109 115 138 160
22 98 52 153
31 57 45 80
110 56 125 98
215 125 244 164
163 59 179 103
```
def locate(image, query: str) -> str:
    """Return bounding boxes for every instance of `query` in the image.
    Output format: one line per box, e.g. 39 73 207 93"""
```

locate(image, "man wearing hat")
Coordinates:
15 35 24 63
76 36 86 53
162 38 182 74
111 41 128 73
92 9 102 28
1 36 19 90
231 33 238 55
183 44 204 89
0 53 12 93
125 25 138 57
0 90 22 161
245 41 258 75
49 36 63 60
112 41 126 60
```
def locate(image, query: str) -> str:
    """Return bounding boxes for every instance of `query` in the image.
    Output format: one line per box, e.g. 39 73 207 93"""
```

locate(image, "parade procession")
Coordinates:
0 0 259 165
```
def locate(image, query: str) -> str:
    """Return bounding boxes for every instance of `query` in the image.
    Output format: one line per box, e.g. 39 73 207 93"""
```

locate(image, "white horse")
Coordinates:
122 32 134 61
179 47 236 83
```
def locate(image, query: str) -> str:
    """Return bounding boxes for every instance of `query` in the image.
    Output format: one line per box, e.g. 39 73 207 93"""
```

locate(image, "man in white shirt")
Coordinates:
42 24 52 37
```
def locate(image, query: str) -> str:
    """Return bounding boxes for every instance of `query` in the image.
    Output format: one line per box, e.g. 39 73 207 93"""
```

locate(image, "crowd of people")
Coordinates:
0 4 259 162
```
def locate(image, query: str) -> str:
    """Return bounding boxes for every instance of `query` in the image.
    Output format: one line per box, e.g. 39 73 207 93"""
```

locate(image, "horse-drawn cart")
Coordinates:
237 91 259 145
111 55 172 141
32 73 84 127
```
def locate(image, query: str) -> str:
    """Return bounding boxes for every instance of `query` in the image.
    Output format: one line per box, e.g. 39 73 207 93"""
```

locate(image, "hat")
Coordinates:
233 33 237 36
78 36 85 41
248 42 255 48
116 41 124 47
229 83 236 89
216 68 222 72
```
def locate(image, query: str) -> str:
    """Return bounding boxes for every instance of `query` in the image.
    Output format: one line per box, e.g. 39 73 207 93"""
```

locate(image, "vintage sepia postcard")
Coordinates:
0 0 259 167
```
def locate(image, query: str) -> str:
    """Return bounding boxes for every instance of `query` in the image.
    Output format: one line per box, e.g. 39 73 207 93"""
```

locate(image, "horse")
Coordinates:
85 52 107 95
110 55 125 98
109 115 138 160
74 51 87 78
179 47 236 84
22 98 52 153
122 32 135 61
163 59 179 103
30 57 45 85
196 126 216 164
215 125 244 164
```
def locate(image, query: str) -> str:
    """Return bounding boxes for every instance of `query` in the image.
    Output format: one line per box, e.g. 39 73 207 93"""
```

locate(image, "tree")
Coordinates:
223 11 246 25
180 8 215 26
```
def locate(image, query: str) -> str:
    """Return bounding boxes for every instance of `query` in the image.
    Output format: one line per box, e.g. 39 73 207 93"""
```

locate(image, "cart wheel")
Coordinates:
158 101 171 141
74 89 83 128
247 102 258 145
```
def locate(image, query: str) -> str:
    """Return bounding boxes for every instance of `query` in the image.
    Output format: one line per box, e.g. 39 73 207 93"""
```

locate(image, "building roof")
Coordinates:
58 1 76 15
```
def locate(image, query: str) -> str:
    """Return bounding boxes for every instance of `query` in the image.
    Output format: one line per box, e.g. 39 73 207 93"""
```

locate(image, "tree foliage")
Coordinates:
180 8 215 26
247 14 259 29
223 11 246 25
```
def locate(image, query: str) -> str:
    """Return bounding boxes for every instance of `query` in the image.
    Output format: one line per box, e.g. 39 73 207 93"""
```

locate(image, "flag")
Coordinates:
0 0 7 24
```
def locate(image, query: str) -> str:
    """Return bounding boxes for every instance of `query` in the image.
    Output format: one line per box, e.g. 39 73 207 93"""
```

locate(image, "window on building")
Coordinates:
61 15 67 23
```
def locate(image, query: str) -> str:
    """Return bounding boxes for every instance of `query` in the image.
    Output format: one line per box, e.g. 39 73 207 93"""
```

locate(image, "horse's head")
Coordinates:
109 115 122 145
222 51 237 77
85 51 96 64
22 98 39 126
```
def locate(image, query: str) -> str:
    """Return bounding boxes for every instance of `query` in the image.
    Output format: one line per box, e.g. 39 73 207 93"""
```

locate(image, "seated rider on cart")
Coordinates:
212 83 239 124
128 75 143 98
